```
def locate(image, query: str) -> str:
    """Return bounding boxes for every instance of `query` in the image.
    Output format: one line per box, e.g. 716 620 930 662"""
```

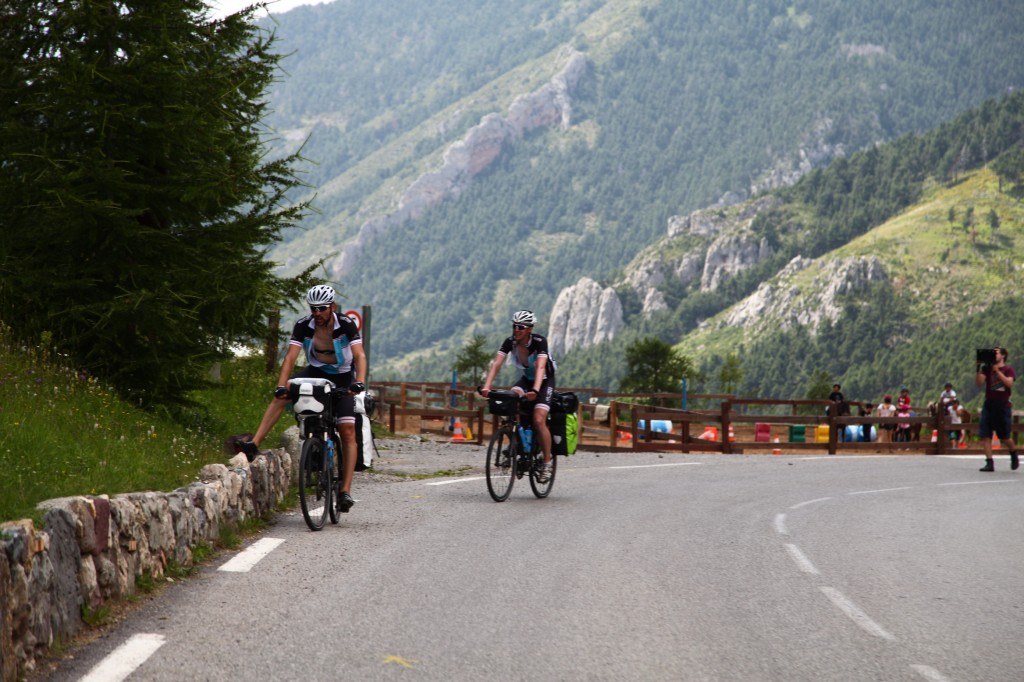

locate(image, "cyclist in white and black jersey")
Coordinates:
237 284 367 512
480 310 557 482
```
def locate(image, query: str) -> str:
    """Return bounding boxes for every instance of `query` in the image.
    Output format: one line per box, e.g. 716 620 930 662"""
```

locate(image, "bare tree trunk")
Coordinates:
265 309 280 374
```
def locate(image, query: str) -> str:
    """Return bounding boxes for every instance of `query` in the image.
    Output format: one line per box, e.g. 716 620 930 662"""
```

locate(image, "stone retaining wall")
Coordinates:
0 445 294 682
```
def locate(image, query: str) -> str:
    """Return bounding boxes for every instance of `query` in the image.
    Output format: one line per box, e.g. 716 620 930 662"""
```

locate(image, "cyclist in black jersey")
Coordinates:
480 310 557 482
237 284 367 511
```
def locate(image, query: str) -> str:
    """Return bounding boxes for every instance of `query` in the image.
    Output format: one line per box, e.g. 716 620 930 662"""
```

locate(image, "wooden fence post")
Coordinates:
721 401 731 454
609 400 619 448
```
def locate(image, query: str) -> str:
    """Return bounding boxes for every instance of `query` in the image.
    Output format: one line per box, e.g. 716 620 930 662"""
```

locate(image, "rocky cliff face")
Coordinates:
547 277 624 356
717 255 888 333
548 194 788 349
330 50 588 277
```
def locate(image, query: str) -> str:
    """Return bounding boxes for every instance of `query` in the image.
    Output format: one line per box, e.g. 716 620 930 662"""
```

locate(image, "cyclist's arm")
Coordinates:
274 344 302 395
352 341 367 385
480 352 506 395
528 355 547 395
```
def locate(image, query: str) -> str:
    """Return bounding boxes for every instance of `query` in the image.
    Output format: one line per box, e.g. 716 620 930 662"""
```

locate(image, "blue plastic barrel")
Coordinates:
637 419 672 433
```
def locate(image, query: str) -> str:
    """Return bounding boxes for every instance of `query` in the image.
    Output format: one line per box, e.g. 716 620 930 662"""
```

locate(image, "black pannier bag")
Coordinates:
487 390 519 415
551 391 579 414
550 412 568 455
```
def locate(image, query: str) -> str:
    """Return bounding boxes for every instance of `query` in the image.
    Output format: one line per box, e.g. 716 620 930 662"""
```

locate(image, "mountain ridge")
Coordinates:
256 0 1024 389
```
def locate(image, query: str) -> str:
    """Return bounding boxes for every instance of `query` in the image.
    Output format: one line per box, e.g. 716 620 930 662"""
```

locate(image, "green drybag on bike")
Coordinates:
550 412 578 456
564 412 578 455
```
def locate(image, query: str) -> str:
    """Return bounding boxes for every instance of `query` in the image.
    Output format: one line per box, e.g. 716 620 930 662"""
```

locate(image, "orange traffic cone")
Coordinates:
771 437 781 455
993 434 1001 449
930 430 938 443
728 424 735 442
451 418 466 442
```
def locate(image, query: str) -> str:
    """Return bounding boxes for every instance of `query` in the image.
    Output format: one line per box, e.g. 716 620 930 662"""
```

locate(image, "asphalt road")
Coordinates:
48 451 1024 681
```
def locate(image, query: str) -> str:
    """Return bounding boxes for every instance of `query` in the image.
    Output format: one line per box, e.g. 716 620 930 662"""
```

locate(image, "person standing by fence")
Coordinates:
975 346 1019 472
877 395 896 443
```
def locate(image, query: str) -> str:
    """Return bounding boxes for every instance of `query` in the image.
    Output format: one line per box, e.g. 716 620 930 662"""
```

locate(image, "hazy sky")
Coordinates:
209 0 334 19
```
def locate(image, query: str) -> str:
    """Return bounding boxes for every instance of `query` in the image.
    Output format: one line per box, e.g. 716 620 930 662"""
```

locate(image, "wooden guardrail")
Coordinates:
617 401 1021 455
370 384 1020 455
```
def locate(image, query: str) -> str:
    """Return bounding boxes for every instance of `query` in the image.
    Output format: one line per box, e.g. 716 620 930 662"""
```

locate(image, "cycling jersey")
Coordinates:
498 333 556 383
289 312 362 375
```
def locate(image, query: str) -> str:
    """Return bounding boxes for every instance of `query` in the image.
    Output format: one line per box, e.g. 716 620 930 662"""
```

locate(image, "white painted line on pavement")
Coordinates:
910 664 952 682
609 462 703 469
80 633 165 682
785 543 819 574
847 486 914 496
938 479 1018 487
790 497 832 509
800 455 895 460
217 537 285 573
774 513 788 535
425 476 486 486
819 586 894 641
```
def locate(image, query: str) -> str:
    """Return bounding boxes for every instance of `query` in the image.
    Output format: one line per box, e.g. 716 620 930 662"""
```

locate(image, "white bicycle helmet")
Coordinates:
511 310 535 326
306 284 336 306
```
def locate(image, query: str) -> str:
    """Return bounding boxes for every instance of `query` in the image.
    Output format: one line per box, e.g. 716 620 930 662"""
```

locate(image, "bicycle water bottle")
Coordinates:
519 425 533 452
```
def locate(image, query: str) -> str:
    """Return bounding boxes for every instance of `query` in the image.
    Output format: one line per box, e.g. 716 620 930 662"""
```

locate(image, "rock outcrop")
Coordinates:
548 277 624 356
719 255 888 333
331 50 588 277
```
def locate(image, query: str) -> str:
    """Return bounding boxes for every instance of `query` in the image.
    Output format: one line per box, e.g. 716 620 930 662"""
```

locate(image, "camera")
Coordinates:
976 348 997 365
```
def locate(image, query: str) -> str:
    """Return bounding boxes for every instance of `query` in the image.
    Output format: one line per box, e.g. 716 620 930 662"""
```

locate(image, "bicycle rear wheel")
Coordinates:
529 451 557 498
486 426 516 502
299 437 331 530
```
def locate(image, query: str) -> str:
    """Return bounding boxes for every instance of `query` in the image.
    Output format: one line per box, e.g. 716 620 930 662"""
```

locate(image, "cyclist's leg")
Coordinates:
334 389 358 510
251 394 290 446
533 383 555 465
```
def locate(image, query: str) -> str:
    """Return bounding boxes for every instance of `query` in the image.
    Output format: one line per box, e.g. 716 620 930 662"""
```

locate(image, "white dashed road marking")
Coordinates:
910 664 952 682
79 633 165 682
819 586 894 641
425 476 486 486
847 486 913 496
217 537 285 573
784 543 819 574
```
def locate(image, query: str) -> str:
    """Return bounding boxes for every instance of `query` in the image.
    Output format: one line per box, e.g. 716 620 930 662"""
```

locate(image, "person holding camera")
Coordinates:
975 346 1019 472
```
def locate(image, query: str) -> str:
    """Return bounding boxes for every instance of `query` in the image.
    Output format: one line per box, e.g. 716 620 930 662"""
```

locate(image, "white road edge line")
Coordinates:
609 462 703 470
774 513 788 535
847 487 914 495
790 497 832 509
217 537 285 573
819 586 894 641
910 664 952 682
79 633 166 682
938 479 1018 486
425 476 486 486
785 543 819 574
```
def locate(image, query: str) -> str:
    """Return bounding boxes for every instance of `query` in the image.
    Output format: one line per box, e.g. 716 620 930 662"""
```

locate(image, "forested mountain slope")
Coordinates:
259 0 1024 384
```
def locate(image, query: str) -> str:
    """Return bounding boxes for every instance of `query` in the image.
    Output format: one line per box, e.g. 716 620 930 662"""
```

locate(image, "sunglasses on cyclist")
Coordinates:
310 305 331 313
513 324 532 331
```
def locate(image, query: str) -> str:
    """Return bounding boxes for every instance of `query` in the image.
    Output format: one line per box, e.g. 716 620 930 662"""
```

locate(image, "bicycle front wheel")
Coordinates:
299 437 331 530
486 426 516 502
529 451 557 498
329 432 342 522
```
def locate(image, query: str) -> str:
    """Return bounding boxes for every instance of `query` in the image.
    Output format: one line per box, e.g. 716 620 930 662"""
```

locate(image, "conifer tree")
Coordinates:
0 0 312 405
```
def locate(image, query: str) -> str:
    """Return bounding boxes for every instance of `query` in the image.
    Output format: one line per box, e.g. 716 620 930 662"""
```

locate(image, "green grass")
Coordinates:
0 327 291 523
